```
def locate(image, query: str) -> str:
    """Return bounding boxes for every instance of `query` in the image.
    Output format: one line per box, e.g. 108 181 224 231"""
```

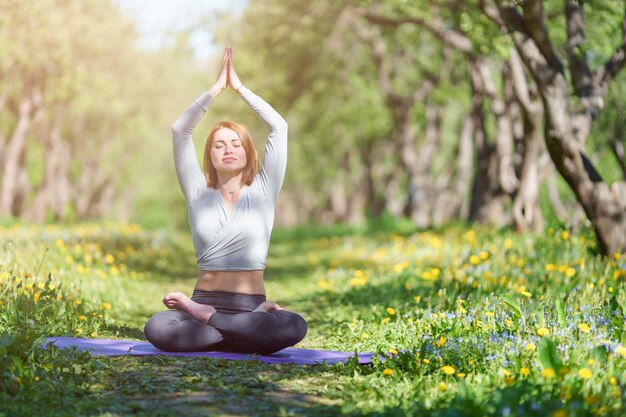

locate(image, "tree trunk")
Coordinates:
487 0 626 254
508 49 545 232
467 58 508 224
0 92 35 216
360 140 384 217
609 137 626 180
26 109 71 221
407 103 442 226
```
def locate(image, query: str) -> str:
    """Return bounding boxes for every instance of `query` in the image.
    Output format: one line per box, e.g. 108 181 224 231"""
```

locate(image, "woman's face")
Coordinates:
210 127 248 174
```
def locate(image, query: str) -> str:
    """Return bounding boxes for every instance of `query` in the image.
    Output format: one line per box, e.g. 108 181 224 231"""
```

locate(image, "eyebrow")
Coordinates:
213 138 242 144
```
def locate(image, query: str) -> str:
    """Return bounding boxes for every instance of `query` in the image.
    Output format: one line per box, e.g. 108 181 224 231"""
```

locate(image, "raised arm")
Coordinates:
171 49 230 202
228 50 288 200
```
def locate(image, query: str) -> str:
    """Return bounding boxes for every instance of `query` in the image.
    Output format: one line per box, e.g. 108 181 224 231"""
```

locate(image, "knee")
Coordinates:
143 311 182 349
143 313 165 347
278 311 308 345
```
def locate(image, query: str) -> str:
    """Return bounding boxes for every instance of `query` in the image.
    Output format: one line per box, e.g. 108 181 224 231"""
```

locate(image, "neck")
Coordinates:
215 171 244 194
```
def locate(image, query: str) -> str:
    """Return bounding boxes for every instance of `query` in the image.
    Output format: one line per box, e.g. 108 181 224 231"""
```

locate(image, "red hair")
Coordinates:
203 121 258 188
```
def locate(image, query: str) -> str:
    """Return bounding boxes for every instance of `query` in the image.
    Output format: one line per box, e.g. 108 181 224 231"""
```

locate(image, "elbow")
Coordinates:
274 119 288 135
171 117 191 137
171 123 183 137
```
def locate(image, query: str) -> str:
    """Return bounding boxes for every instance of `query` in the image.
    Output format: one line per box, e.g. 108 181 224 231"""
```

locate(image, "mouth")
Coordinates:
222 158 236 162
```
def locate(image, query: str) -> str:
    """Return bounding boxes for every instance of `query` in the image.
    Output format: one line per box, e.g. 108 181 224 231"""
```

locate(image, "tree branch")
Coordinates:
356 8 473 55
520 0 563 73
565 0 592 97
508 47 541 115
484 1 556 90
351 15 394 96
594 6 626 92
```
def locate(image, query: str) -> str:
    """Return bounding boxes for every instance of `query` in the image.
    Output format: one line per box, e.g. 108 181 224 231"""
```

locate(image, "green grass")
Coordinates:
1 221 625 416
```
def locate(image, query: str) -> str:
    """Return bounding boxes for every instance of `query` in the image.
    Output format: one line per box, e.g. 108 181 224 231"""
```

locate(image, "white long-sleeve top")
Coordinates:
171 87 288 271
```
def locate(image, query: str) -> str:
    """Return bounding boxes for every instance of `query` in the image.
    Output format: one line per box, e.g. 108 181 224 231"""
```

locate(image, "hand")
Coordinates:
216 47 229 89
226 47 244 92
208 47 230 98
253 301 284 313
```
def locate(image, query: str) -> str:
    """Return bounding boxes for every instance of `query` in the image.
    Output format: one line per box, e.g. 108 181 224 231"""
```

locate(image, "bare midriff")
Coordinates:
194 269 266 295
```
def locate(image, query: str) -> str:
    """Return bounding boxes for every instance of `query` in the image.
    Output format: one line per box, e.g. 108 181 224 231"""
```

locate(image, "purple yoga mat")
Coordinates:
44 337 375 365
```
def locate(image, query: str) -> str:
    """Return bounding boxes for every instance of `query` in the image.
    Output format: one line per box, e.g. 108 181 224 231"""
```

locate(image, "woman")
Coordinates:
144 48 307 354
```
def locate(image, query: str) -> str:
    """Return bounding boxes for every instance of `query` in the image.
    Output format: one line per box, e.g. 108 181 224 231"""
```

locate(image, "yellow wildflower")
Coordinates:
560 231 569 240
381 317 390 325
420 271 435 281
361 332 369 340
437 382 447 392
351 276 367 287
615 345 626 357
552 410 567 417
383 368 394 376
389 348 398 355
79 315 87 321
456 372 466 378
565 267 576 277
542 368 555 378
0 271 9 280
578 368 593 379
609 377 618 385
537 327 549 337
586 359 595 366
522 291 532 298
316 278 332 290
469 255 480 265
386 307 396 315
525 343 536 351
545 263 557 271
484 311 494 318
441 366 456 375
577 323 590 333
423 358 430 364
520 367 530 376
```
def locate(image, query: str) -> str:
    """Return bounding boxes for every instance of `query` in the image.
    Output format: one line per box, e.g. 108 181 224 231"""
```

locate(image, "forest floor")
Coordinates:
1 221 625 416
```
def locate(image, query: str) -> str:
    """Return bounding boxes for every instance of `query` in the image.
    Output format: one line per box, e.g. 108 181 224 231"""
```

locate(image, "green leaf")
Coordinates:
591 344 609 363
499 294 522 319
538 337 562 372
555 298 566 328
609 295 623 340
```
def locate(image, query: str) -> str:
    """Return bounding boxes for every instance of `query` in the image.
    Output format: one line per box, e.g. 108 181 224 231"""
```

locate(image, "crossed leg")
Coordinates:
144 292 307 354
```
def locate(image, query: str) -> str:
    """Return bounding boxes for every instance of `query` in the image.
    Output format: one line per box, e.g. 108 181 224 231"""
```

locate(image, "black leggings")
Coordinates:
143 290 307 354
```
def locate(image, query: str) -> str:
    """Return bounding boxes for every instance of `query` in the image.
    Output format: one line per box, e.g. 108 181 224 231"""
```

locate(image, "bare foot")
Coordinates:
162 292 216 323
253 301 284 313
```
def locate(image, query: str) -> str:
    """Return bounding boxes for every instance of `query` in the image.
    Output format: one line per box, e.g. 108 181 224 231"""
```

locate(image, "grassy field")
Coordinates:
1 221 625 416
